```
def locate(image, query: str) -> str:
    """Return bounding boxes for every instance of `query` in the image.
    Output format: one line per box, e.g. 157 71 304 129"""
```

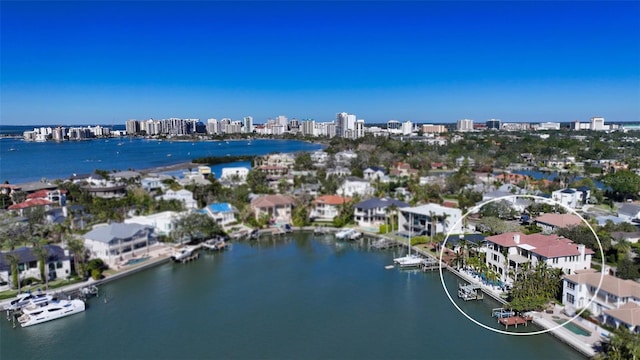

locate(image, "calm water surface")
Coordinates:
1 233 584 360
0 138 322 183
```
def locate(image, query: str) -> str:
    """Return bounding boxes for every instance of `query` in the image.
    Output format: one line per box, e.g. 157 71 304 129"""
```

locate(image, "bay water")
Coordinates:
1 234 583 359
0 137 322 184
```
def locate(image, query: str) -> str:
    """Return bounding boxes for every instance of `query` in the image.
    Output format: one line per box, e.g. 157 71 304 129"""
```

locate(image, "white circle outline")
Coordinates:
438 194 605 336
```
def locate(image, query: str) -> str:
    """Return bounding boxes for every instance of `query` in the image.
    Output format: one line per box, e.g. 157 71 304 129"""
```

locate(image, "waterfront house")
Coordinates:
617 203 640 224
534 213 583 233
155 189 198 210
0 245 72 291
310 195 351 222
337 177 374 198
562 269 640 332
201 203 237 226
220 167 250 183
354 197 409 231
398 203 463 237
83 223 157 264
125 211 184 237
484 232 593 284
257 153 295 168
250 195 295 224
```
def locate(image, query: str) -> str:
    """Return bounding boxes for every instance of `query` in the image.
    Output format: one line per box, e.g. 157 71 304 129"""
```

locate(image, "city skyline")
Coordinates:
2 1 639 125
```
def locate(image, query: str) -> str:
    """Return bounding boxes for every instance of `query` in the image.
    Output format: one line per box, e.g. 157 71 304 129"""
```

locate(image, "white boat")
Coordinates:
335 228 356 240
349 231 362 240
393 254 424 268
171 246 196 261
392 213 423 268
18 298 85 327
4 291 54 311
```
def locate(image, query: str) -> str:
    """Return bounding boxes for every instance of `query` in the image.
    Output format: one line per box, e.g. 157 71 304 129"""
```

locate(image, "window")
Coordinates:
567 293 575 304
553 258 559 264
567 282 575 290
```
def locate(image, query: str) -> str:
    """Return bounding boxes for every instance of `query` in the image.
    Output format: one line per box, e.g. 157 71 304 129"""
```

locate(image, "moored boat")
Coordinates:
4 290 54 312
17 298 86 327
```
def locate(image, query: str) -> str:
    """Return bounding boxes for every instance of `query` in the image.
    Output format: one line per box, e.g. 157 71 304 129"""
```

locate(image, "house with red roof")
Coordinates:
389 162 419 178
485 232 594 284
534 213 583 233
250 195 295 223
310 195 351 222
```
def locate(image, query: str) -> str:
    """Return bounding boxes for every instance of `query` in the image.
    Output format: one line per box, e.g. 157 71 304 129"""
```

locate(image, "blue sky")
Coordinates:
2 1 639 125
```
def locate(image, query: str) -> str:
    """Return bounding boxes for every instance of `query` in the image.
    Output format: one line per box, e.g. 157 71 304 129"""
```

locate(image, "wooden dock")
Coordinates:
498 315 533 329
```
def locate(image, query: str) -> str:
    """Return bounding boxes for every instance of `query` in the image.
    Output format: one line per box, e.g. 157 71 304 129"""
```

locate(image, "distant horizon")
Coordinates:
2 1 639 125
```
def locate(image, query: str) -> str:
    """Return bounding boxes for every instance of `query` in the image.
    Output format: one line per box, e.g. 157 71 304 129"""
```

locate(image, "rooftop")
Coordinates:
486 232 595 258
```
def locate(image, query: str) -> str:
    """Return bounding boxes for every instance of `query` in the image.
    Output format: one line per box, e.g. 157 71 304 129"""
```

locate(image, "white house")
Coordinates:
310 151 329 167
337 177 374 198
353 198 409 230
334 150 358 165
484 232 593 284
155 189 198 210
125 211 184 236
220 167 250 183
363 167 386 181
562 269 640 332
201 203 236 226
551 188 590 209
398 203 463 236
310 195 351 222
83 223 157 265
0 245 73 291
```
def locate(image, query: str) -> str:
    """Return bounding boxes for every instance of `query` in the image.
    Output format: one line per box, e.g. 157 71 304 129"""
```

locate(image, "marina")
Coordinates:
0 233 584 360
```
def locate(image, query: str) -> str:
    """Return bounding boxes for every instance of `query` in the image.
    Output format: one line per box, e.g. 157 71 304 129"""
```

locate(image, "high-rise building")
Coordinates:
486 119 501 130
590 117 605 131
301 120 316 136
126 119 140 135
355 119 365 138
421 124 447 134
456 119 474 132
243 116 253 133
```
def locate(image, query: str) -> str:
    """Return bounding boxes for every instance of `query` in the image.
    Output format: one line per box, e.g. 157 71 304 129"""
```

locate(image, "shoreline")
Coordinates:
1 229 598 358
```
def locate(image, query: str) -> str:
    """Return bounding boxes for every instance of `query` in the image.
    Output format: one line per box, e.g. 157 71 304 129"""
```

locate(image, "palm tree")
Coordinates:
5 252 21 292
387 203 398 234
32 241 50 289
67 237 87 278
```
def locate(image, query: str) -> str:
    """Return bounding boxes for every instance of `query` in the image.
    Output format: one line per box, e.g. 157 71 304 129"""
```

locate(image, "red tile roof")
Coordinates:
26 189 67 199
251 195 295 208
313 195 351 206
486 232 595 258
8 198 54 210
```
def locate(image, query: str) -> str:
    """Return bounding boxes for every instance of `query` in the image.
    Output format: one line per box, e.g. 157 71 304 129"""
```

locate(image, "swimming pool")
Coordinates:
554 319 591 336
125 257 150 266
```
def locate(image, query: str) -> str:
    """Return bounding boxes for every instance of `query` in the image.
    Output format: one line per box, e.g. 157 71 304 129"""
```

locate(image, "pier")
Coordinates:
498 315 533 329
458 283 483 301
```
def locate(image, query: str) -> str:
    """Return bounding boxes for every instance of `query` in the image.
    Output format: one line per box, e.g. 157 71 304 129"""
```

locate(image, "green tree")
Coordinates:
5 252 21 291
597 327 640 360
246 169 270 194
509 262 563 312
171 212 225 243
67 237 88 278
603 169 640 201
294 152 313 171
32 241 49 288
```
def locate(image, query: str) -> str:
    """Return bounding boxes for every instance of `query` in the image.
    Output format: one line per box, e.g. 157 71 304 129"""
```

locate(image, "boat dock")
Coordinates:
458 283 483 301
421 259 442 272
371 238 400 250
498 315 533 329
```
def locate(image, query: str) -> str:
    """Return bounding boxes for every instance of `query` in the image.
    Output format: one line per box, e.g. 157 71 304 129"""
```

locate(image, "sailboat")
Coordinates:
393 213 424 268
